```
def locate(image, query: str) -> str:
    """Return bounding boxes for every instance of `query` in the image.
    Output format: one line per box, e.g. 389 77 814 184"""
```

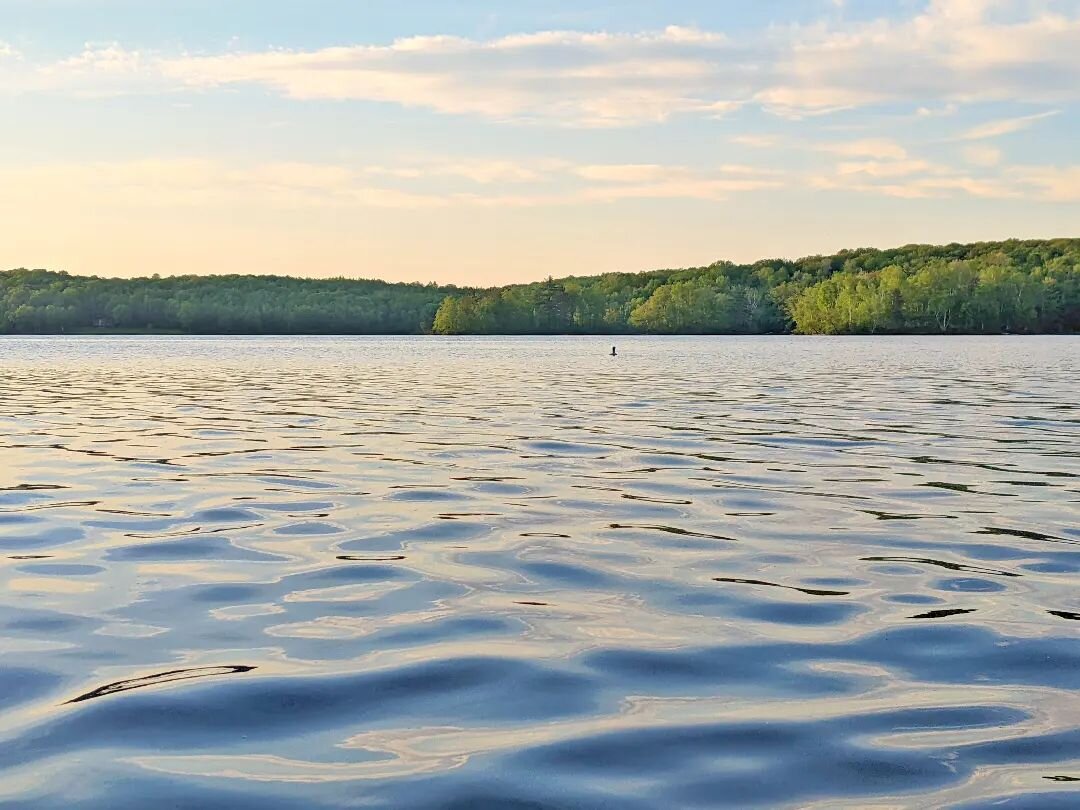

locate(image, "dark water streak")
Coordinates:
0 335 1077 808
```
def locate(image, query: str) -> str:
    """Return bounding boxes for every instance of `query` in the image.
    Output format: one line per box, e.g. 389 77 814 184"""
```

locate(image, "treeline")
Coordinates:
0 272 455 334
2 239 1077 335
432 239 1079 335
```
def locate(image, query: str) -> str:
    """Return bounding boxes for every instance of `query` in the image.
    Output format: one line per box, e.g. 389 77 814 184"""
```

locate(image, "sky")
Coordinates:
1 0 1078 285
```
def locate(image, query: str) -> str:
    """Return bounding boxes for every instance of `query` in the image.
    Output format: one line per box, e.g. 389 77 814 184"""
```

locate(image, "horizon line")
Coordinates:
4 235 1075 288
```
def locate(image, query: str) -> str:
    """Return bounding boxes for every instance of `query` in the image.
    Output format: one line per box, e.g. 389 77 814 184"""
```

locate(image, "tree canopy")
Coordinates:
431 239 1079 335
3 239 1077 335
0 271 456 334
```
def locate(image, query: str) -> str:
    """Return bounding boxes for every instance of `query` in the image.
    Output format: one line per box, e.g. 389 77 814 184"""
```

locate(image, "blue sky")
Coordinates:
1 0 1078 283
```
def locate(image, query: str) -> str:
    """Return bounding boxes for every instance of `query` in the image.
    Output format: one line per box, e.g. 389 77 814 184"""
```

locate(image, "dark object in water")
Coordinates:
66 665 256 704
610 346 617 356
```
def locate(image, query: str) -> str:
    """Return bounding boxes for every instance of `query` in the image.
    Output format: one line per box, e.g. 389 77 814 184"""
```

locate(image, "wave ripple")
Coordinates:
0 335 1077 808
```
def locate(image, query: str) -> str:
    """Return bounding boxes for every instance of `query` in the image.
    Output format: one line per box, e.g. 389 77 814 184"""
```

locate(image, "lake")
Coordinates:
0 335 1077 809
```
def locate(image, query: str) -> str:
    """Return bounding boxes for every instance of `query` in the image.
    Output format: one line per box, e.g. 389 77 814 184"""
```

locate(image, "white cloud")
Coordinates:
818 139 909 159
365 159 550 184
929 0 994 23
49 43 143 75
580 175 782 202
730 134 779 148
811 170 1019 200
958 110 1061 140
5 41 169 97
0 160 449 210
718 164 784 177
915 103 959 117
1008 165 1080 201
575 164 675 183
151 27 753 127
835 159 938 178
3 4 1077 125
755 2 1080 115
913 176 1019 199
3 150 1076 228
177 4 1080 119
0 156 787 211
812 141 1080 202
573 163 783 197
962 144 1002 166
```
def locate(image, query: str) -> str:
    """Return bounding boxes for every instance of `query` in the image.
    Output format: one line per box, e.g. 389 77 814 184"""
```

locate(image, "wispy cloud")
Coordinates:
818 139 909 160
4 2 1078 126
572 163 783 200
915 103 958 117
811 171 1019 200
155 27 752 127
575 164 679 183
961 144 1002 166
0 157 786 211
5 150 1076 213
730 134 780 148
580 176 782 202
958 111 1060 140
811 137 1080 203
834 159 939 179
0 160 451 210
364 159 557 185
1007 165 1080 202
748 1 1080 116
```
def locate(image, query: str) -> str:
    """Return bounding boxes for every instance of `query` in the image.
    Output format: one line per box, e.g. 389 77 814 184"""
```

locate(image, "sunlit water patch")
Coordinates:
0 335 1077 808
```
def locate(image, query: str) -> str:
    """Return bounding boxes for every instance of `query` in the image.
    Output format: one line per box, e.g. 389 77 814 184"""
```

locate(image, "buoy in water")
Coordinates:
610 346 617 357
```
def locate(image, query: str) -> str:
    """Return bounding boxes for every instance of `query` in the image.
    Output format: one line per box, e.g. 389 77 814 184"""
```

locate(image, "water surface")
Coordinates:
1 335 1077 808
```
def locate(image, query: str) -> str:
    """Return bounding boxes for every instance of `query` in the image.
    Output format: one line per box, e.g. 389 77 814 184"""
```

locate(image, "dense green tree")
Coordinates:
429 239 1076 335
0 270 458 334
628 279 734 333
4 239 1077 335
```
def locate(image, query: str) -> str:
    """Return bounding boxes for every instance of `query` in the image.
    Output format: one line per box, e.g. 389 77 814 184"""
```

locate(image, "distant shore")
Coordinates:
3 238 1077 336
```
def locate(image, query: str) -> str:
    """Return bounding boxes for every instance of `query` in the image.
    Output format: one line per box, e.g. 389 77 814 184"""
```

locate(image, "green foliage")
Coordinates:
3 239 1077 335
433 239 1078 335
787 251 1078 334
0 270 457 334
628 279 732 333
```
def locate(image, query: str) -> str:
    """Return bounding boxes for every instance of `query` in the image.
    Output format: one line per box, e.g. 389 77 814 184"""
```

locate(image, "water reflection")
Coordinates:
712 577 851 597
67 666 256 704
909 608 979 620
0 335 1077 808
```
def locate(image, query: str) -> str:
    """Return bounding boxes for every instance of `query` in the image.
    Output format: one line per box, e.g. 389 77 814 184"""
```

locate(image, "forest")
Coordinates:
2 239 1077 335
0 272 454 334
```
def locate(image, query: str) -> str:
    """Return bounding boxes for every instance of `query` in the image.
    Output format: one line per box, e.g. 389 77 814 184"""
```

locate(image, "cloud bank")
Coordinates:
3 150 1077 214
3 1 1078 126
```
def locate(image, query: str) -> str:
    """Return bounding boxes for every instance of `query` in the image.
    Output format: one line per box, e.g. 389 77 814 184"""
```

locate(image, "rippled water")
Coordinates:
1 335 1077 809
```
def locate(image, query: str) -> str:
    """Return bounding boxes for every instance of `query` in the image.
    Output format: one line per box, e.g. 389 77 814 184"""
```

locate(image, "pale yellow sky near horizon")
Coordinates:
3 167 1076 285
